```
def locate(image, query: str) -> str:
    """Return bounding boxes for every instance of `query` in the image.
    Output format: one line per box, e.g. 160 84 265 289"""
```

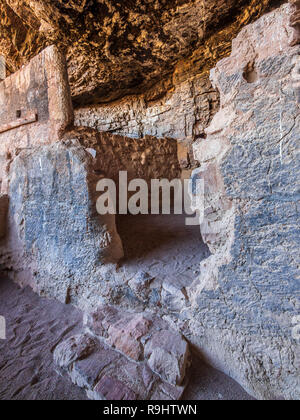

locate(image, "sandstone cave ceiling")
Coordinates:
0 0 285 106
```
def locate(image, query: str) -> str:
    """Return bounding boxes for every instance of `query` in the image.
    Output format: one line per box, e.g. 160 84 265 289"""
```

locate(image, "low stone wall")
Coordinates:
74 74 219 171
54 305 191 400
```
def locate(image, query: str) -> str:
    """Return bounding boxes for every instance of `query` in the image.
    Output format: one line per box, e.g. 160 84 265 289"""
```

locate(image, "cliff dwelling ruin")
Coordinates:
0 0 299 401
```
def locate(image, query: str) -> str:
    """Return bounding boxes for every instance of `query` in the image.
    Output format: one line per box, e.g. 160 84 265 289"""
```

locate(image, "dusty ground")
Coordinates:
0 278 88 400
0 278 254 400
117 214 211 293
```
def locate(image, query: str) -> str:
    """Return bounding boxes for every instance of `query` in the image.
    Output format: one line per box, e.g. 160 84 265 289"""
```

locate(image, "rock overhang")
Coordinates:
0 0 286 105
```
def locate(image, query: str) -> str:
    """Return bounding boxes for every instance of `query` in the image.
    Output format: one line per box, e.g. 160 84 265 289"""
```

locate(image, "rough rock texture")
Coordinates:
0 133 182 307
0 194 8 239
185 3 300 400
290 0 300 44
54 334 97 370
0 277 253 400
0 0 285 104
54 305 190 400
0 0 299 403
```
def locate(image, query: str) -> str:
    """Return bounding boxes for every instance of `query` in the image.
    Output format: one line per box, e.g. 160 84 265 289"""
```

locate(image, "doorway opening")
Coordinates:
117 213 210 292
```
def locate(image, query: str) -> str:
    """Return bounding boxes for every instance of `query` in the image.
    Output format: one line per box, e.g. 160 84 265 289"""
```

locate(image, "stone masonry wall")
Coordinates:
184 3 300 400
0 127 181 308
0 2 299 402
0 45 73 194
65 127 181 191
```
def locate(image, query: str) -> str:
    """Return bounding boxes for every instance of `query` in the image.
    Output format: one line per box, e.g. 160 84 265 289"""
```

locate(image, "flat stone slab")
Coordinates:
90 376 138 401
144 329 189 386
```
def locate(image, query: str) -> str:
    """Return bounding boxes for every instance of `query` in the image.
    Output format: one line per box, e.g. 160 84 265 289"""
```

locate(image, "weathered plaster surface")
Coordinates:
184 4 300 400
0 45 73 194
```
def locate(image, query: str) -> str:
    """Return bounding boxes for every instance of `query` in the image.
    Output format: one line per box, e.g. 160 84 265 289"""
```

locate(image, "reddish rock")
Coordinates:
93 376 138 401
54 310 191 400
85 305 119 338
107 315 152 361
85 305 153 361
71 348 120 388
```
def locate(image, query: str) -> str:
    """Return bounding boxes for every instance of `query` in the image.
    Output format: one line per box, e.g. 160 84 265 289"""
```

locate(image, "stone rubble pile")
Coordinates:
54 305 191 400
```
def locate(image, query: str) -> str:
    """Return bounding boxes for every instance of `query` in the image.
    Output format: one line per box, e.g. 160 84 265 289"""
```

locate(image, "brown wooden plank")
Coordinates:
0 112 38 135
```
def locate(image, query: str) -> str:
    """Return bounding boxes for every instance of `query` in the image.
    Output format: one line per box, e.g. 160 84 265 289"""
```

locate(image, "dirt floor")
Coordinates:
117 213 211 292
0 278 254 400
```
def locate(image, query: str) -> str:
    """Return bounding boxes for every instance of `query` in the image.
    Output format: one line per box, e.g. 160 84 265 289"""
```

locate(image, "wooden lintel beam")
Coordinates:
0 112 38 135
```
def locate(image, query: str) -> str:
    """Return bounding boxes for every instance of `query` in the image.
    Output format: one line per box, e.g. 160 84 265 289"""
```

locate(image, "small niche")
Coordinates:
243 63 259 84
